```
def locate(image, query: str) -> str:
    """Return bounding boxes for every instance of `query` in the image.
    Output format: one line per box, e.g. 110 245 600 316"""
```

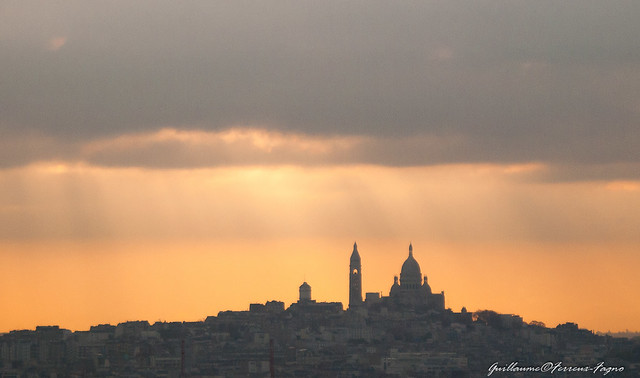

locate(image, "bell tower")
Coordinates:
349 242 363 308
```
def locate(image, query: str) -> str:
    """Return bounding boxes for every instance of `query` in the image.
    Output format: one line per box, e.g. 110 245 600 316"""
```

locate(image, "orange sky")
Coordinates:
1 162 639 333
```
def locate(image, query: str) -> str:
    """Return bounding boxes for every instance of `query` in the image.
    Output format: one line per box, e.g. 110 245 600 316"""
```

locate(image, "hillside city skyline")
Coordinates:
2 243 637 377
3 242 635 335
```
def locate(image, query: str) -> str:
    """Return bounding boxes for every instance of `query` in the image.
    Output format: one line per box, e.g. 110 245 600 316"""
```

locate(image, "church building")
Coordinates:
349 243 445 312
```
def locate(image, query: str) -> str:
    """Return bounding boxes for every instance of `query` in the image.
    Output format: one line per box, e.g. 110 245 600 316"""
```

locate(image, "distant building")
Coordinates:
365 292 381 304
249 300 285 313
299 281 312 303
288 282 343 314
388 244 445 311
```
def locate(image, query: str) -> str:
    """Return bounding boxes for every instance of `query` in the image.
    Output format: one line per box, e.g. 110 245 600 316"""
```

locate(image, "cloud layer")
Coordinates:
1 1 639 176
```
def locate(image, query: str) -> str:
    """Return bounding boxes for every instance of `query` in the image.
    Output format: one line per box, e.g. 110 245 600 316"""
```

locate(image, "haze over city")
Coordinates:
1 1 639 334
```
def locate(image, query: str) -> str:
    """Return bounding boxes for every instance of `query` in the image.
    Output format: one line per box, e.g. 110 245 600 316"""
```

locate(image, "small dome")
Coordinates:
422 276 432 294
299 282 312 302
389 275 400 296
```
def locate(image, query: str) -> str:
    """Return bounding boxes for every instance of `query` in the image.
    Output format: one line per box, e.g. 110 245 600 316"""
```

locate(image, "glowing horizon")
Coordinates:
1 161 638 333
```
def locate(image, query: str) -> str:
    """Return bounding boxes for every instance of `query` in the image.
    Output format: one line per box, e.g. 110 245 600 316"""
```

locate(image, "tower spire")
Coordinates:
409 242 413 256
349 242 363 309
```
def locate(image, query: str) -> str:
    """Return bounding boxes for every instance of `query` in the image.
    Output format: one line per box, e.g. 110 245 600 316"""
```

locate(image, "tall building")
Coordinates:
349 242 363 309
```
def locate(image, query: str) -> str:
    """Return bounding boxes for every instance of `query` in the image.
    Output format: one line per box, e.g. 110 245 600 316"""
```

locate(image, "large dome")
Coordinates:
400 244 422 288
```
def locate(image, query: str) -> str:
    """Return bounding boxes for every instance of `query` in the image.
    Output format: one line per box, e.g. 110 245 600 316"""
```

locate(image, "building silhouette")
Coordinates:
388 243 445 311
353 242 445 312
288 281 343 314
298 281 311 303
348 242 363 309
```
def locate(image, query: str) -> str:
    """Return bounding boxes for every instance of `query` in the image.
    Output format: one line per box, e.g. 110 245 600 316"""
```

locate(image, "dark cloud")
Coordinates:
1 1 639 175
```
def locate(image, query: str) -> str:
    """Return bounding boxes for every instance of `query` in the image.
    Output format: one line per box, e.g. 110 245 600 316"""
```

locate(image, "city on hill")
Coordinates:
2 244 638 377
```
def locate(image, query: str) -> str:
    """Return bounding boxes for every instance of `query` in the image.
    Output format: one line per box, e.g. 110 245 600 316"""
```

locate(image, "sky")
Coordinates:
1 1 639 333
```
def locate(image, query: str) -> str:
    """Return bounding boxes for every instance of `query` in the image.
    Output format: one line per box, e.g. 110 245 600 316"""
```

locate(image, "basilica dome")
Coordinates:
400 244 422 289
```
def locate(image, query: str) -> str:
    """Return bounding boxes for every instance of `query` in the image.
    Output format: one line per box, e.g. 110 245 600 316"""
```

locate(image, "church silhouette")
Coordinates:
349 242 445 312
